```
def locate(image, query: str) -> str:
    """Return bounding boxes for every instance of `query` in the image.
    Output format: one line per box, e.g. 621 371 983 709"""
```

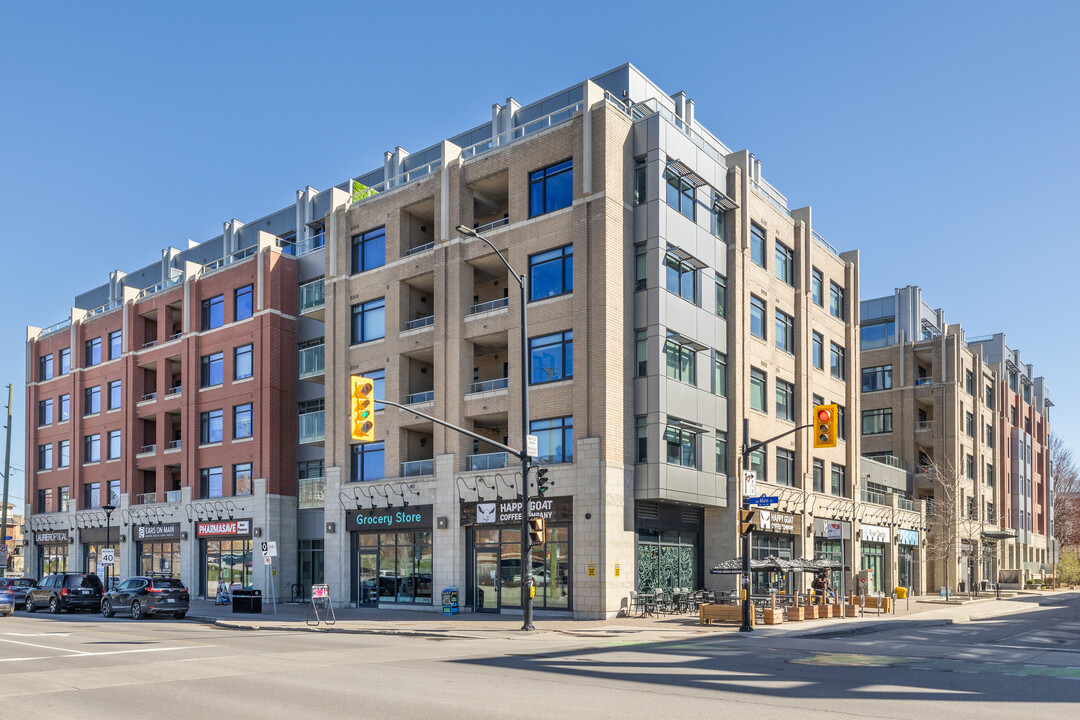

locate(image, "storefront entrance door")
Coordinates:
358 551 378 607
476 548 499 613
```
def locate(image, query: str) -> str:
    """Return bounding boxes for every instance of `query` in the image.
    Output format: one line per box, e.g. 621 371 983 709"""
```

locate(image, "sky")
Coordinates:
1 1 1077 510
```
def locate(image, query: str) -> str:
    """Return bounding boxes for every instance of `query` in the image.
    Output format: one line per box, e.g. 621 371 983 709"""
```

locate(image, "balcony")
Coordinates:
299 279 325 318
860 488 889 506
166 439 181 451
166 385 181 397
298 476 325 509
467 452 509 471
405 390 434 405
165 489 181 503
406 241 434 256
467 297 509 316
299 344 325 380
403 315 434 332
140 392 157 404
914 376 933 387
134 493 157 505
137 444 156 456
402 459 434 477
299 411 325 444
915 421 933 433
467 377 509 395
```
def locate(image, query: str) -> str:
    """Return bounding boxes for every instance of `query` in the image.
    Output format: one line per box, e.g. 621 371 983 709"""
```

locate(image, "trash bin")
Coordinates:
895 586 907 600
232 589 262 614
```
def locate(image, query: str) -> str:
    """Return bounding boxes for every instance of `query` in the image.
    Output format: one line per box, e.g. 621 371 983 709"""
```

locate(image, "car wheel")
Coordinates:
102 599 114 618
49 597 60 614
174 611 187 620
131 601 144 620
25 596 34 613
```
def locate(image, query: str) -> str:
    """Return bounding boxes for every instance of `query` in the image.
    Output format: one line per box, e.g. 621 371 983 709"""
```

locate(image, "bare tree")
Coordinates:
1051 434 1080 585
924 457 985 598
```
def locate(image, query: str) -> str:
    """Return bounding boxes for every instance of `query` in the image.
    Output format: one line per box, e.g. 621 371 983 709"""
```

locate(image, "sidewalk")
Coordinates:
184 589 1080 642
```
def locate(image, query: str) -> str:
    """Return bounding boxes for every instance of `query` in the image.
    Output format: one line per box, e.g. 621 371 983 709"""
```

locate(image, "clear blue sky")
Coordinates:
2 1 1077 510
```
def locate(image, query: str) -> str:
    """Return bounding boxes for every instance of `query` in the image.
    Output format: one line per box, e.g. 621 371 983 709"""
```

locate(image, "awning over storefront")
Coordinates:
982 529 1019 540
709 556 845 575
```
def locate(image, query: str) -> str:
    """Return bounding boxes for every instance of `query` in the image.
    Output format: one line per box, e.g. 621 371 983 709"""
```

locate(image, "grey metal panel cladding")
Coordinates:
402 145 441 171
178 237 224 265
237 208 295 246
74 285 110 309
313 192 333 219
515 87 583 124
296 509 325 540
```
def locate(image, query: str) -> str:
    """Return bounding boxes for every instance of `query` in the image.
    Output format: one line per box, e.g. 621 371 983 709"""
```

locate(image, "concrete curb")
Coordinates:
187 614 526 640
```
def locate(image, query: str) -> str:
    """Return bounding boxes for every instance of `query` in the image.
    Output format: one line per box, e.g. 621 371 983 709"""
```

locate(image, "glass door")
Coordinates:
358 550 379 607
475 548 499 613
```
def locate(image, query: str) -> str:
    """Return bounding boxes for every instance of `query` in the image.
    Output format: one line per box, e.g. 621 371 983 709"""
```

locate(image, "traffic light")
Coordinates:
813 403 838 449
739 509 758 536
536 467 552 497
350 375 376 442
528 517 545 544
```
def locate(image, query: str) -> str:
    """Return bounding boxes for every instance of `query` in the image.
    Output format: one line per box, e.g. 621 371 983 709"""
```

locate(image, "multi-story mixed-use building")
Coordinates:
25 63 931 616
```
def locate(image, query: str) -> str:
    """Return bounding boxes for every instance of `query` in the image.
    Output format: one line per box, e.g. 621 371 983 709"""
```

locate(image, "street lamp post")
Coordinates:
456 225 535 631
103 503 116 590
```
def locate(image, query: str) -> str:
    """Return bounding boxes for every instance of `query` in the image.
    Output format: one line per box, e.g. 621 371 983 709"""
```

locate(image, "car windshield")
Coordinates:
65 575 102 590
150 578 184 589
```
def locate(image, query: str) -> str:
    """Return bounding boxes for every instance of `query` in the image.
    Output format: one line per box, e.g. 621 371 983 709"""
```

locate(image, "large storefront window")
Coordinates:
297 539 324 599
635 502 703 594
203 539 253 595
84 543 119 581
898 545 914 590
814 538 842 592
751 533 793 595
38 543 69 577
139 543 180 577
354 532 432 603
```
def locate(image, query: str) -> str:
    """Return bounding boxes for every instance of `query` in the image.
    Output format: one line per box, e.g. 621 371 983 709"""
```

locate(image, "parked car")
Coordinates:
0 577 36 606
0 591 13 617
25 573 104 613
102 575 189 620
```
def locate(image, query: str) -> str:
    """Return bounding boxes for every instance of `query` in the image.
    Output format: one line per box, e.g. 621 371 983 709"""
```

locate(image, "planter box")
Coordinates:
762 608 784 625
829 604 844 618
863 596 892 612
805 605 821 619
845 604 859 617
786 606 805 621
699 603 752 626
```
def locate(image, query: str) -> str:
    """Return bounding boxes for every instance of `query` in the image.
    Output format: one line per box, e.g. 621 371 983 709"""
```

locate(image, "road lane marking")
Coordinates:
3 633 71 637
0 638 89 655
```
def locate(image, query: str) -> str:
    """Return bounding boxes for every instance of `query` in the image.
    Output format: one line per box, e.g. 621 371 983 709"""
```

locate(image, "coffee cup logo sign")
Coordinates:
758 511 795 534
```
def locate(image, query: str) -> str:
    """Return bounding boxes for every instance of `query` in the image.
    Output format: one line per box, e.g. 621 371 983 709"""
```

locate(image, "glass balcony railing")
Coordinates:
898 497 918 512
402 459 434 477
165 489 182 503
467 452 509 471
299 279 325 314
299 345 325 379
299 411 325 443
467 377 509 394
298 476 325 509
135 493 157 505
915 421 933 433
405 390 434 404
860 489 889 506
404 315 434 331
467 297 509 315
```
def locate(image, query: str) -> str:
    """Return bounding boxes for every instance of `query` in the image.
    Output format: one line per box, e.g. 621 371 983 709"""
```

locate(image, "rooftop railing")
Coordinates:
460 102 583 161
898 497 919 512
202 246 257 273
811 230 842 259
349 158 442 207
628 98 732 159
860 488 889 506
135 274 184 302
84 299 122 320
750 178 791 218
38 318 72 338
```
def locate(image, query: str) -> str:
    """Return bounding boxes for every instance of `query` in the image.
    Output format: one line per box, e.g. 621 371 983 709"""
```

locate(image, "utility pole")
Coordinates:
1 384 13 578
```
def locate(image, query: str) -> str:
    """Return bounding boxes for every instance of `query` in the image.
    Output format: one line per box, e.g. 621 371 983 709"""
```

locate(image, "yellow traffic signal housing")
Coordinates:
739 509 758 536
528 517 545 544
350 375 376 442
813 403 838 449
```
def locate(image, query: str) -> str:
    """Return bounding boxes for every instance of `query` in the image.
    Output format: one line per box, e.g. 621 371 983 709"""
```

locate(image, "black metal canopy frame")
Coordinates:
710 555 848 575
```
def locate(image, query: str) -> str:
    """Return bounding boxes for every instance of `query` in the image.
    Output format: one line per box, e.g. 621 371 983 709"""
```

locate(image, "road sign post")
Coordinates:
260 541 278 615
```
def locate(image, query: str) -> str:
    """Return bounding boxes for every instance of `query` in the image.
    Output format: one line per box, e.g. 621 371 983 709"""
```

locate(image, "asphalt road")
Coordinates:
0 594 1078 719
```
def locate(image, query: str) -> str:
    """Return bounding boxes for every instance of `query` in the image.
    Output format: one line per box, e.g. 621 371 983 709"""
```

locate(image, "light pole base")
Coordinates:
738 625 754 632
521 621 535 631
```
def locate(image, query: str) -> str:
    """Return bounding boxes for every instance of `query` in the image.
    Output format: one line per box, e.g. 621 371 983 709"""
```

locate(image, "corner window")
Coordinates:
775 242 794 285
351 441 386 482
39 353 54 381
635 416 648 463
750 296 766 340
529 331 573 384
529 159 573 217
829 282 845 320
664 253 696 303
812 332 824 370
663 337 696 385
836 405 847 441
200 352 224 388
351 227 387 274
108 330 122 360
200 467 223 499
861 319 895 348
775 310 794 353
750 224 767 268
776 379 795 421
664 165 695 221
234 403 253 439
965 370 974 395
350 299 386 344
529 245 573 301
85 338 101 367
811 268 824 306
711 202 728 242
750 367 767 412
235 284 254 321
664 426 697 468
234 344 253 380
861 365 892 392
862 408 893 435
530 416 573 464
201 295 224 330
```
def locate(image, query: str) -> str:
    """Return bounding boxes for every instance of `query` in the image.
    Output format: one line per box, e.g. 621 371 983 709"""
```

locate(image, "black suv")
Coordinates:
102 575 189 620
26 573 104 613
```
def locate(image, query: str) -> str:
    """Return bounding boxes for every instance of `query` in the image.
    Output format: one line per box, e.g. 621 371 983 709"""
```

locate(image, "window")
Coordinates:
635 416 648 463
750 224 766 268
715 274 726 318
829 282 845 319
775 242 794 285
234 344 253 380
107 430 121 460
235 284 253 321
84 482 101 509
750 367 767 412
531 417 573 464
664 426 697 468
776 448 794 487
986 424 994 447
38 444 52 471
862 408 893 435
529 159 573 216
201 295 224 330
715 432 728 475
529 245 573 300
107 380 121 410
351 227 387 274
966 454 975 479
966 412 975 437
59 394 70 422
712 351 727 397
813 459 825 493
811 268 824 306
106 479 120 506
84 434 100 463
985 385 994 409
830 342 846 380
965 370 974 395
635 330 647 377
86 338 102 366
350 298 386 344
776 379 795 421
987 463 994 487
634 243 647 291
234 403 253 439
633 158 647 205
58 440 70 468
663 337 696 385
200 467 223 499
365 369 386 410
664 252 697 303
711 201 727 241
200 409 224 445
664 165 695 220
38 399 53 426
108 330 122 360
812 332 824 370
234 462 253 496
201 352 224 387
831 464 846 496
861 319 895 348
750 295 766 340
749 443 766 480
530 331 573 384
59 486 69 511
37 488 52 513
775 310 794 353
836 405 846 441
351 441 386 482
59 348 70 375
39 353 54 381
862 365 892 392
83 386 100 416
